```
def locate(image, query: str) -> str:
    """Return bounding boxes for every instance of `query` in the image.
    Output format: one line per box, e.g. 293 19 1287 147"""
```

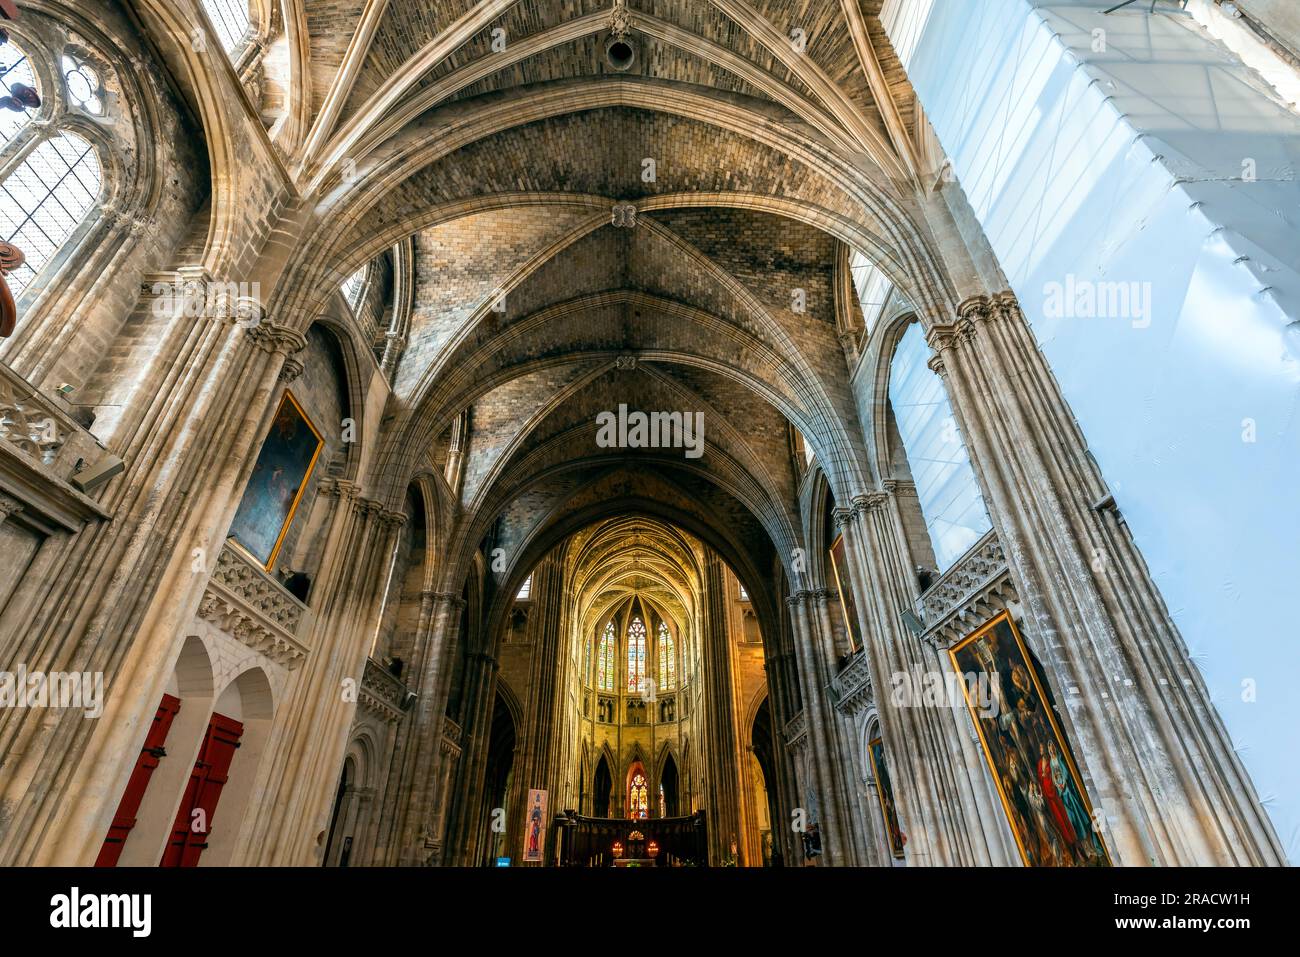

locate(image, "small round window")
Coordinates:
62 55 103 115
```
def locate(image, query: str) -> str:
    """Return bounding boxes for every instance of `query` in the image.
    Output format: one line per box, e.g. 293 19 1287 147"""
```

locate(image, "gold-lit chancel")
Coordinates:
949 613 1110 866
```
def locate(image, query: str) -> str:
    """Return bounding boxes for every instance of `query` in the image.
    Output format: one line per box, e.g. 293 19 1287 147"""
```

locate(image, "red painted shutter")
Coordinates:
160 712 244 867
95 694 182 867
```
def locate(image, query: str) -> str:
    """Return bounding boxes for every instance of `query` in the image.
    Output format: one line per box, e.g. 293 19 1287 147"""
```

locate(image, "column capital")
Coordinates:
430 592 467 610
850 491 889 516
247 321 307 358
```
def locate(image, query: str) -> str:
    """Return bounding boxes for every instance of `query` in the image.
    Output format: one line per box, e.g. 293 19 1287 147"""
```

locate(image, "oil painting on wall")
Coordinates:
828 534 862 651
868 736 906 860
227 391 323 570
949 612 1110 867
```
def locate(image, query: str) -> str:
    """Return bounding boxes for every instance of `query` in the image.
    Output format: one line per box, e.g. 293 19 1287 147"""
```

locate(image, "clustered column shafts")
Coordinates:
700 552 743 864
924 293 1284 866
241 482 406 865
0 301 306 866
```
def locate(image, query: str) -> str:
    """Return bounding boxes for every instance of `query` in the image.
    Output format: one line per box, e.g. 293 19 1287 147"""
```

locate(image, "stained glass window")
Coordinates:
626 615 646 693
597 621 615 691
629 771 648 819
658 784 665 818
0 131 103 295
657 620 675 691
202 0 252 56
1 42 38 148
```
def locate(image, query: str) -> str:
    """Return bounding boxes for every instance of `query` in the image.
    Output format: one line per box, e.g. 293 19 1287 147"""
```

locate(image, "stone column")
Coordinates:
0 309 305 865
837 491 1004 865
700 553 742 865
391 592 466 865
444 650 499 865
372 589 438 863
924 293 1283 865
240 481 405 865
783 590 857 865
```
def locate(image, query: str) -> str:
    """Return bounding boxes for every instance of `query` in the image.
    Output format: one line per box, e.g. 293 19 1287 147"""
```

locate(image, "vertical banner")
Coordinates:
523 788 548 863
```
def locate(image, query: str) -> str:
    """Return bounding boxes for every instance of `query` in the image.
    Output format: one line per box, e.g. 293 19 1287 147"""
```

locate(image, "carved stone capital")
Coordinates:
850 491 888 516
278 355 305 384
247 321 307 358
0 493 24 523
832 506 853 529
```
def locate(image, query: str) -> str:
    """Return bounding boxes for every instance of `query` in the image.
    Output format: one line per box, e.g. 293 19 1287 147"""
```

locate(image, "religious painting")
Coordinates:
949 612 1110 867
828 533 863 651
523 788 548 863
868 736 906 860
227 391 324 570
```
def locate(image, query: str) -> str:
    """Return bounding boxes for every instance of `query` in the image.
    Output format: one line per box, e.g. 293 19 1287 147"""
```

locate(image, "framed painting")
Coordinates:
523 788 548 863
949 612 1110 866
868 736 906 859
828 533 862 651
227 391 324 570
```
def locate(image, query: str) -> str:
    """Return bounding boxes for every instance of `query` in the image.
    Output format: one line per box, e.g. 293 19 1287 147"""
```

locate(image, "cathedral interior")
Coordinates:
0 0 1297 872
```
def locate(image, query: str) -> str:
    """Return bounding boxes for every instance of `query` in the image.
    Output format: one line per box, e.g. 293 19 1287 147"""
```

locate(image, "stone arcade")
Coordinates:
0 0 1295 869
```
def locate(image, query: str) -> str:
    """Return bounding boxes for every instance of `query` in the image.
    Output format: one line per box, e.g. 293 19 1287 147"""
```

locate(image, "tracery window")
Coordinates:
657 620 675 691
61 54 104 115
629 771 648 819
658 783 665 818
341 265 366 311
597 621 616 692
1 132 103 297
1 42 38 147
888 322 992 570
626 615 646 693
0 37 106 298
202 0 252 56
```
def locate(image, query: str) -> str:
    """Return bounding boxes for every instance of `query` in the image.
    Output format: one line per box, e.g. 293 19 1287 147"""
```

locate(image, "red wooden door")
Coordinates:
159 712 243 867
95 694 181 867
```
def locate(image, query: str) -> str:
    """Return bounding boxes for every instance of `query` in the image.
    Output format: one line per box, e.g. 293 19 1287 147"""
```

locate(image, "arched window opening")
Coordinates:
626 615 646 693
62 54 104 115
888 322 992 571
850 249 893 335
0 41 38 147
515 574 531 600
597 620 616 692
341 265 366 311
202 0 252 56
657 620 675 691
0 131 103 295
629 769 648 820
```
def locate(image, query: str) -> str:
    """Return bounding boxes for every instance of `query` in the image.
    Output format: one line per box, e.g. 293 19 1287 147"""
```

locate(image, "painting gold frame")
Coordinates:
867 736 906 859
948 611 1111 866
228 390 324 572
827 533 862 651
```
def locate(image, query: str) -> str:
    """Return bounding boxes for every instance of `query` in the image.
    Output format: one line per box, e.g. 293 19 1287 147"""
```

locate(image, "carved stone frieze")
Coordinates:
0 377 66 466
359 657 406 725
200 543 309 669
832 650 874 716
915 530 1017 646
783 709 808 750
